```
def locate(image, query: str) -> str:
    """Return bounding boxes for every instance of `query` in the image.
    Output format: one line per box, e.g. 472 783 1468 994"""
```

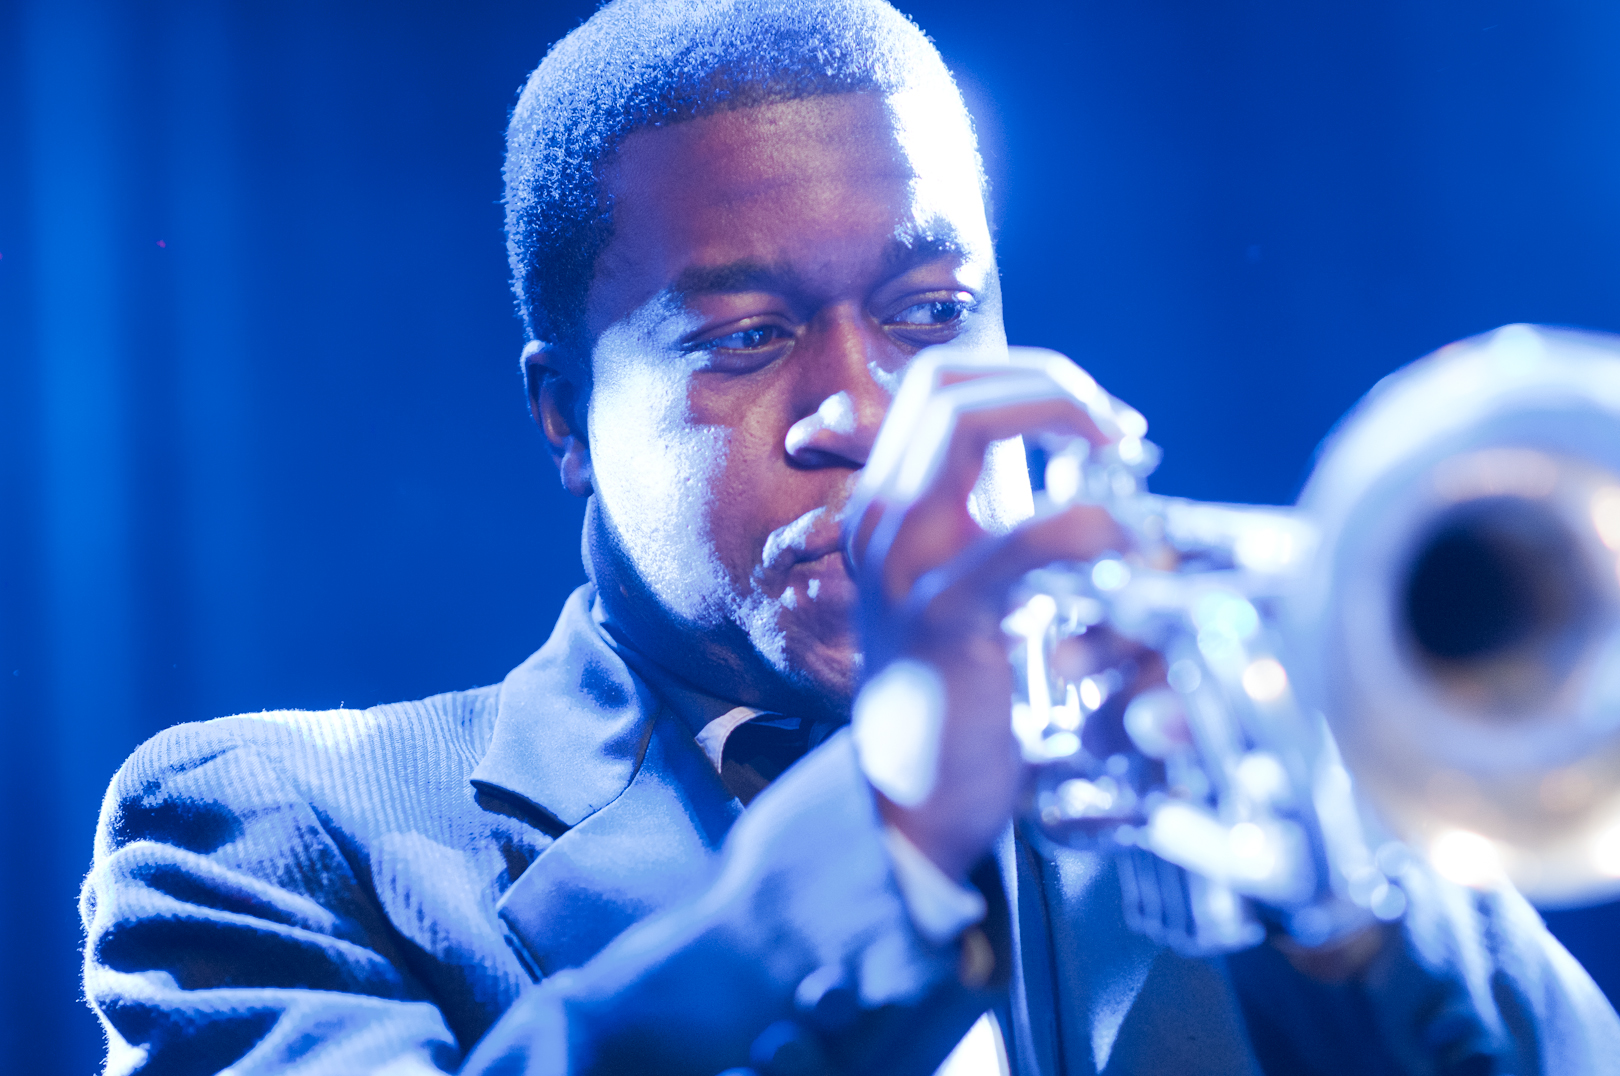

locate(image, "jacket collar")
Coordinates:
470 584 661 829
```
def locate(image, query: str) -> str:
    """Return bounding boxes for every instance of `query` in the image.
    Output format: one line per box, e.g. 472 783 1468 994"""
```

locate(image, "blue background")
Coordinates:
3 0 1618 1068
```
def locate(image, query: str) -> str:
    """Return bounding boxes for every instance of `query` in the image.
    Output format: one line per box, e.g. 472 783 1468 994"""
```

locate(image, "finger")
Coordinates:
966 503 1130 601
1053 628 1164 684
1047 626 1172 761
889 344 1143 443
898 378 1103 507
1007 346 1146 438
859 345 1128 521
900 504 1130 637
848 379 1106 582
869 395 1104 587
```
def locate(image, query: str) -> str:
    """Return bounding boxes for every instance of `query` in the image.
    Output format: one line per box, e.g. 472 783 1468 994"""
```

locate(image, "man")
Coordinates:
81 2 1620 1074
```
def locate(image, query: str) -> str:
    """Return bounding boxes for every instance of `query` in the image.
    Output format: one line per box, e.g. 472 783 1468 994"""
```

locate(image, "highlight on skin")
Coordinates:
588 309 735 628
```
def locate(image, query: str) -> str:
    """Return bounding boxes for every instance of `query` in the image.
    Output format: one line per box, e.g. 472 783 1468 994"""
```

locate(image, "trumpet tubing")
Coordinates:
1010 325 1620 953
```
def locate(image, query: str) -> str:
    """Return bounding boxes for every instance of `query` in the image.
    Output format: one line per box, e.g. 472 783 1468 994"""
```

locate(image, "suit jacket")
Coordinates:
82 585 1620 1075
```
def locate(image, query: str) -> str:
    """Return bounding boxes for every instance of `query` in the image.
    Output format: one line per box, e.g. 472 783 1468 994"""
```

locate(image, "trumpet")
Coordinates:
1008 324 1620 954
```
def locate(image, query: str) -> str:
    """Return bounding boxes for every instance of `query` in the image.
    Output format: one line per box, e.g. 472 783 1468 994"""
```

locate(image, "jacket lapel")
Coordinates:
496 711 741 976
471 586 658 829
1034 846 1262 1075
998 829 1062 1076
471 584 743 977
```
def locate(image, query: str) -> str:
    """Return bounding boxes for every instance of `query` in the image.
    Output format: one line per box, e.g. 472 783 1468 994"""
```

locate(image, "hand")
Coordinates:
843 346 1141 880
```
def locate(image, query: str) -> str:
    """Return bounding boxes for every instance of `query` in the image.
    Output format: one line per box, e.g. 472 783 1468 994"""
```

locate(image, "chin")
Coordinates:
738 564 863 715
769 618 862 718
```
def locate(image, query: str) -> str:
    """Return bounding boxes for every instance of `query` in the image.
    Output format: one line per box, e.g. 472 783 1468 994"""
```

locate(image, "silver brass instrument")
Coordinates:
1008 324 1620 954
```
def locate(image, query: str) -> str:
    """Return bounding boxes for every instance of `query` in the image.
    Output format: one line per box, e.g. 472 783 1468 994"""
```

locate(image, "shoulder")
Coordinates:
118 684 499 783
101 685 501 853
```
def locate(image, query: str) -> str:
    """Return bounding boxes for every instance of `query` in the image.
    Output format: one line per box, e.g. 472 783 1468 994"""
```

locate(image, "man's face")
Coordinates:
576 90 1024 710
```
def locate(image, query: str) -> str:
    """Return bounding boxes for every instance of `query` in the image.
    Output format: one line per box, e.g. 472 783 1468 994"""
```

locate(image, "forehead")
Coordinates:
587 92 989 328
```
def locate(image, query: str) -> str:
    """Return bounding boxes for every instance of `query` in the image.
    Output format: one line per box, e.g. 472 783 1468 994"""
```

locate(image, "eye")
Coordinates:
690 324 792 353
889 293 975 328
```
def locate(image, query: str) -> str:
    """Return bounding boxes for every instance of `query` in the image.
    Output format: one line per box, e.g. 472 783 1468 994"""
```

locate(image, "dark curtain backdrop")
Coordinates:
4 0 1619 1068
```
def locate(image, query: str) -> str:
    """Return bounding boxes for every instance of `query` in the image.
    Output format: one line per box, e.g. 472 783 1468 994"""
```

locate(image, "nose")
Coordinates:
783 314 892 468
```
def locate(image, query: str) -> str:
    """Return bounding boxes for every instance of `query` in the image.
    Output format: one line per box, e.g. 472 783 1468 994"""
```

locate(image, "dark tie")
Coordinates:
719 716 812 805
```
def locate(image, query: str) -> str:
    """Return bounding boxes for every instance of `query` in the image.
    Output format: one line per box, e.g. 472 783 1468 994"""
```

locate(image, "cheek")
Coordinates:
970 436 1036 535
588 352 734 622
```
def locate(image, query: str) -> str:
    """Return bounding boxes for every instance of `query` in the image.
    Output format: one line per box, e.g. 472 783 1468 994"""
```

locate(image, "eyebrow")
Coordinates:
882 224 969 276
668 223 970 301
670 259 797 297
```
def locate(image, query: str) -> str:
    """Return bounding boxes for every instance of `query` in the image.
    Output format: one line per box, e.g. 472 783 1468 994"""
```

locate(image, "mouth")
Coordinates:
761 505 847 577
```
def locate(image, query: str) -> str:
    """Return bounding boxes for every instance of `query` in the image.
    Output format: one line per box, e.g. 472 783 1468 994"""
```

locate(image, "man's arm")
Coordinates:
465 731 1005 1075
1231 860 1620 1076
84 719 1001 1076
84 725 468 1075
842 346 1620 1074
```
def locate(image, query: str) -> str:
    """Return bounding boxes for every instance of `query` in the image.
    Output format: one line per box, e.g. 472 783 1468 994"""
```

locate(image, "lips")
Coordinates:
760 504 848 577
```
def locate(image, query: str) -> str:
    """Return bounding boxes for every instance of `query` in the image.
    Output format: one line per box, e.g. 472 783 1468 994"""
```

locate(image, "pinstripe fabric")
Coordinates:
80 585 1620 1075
80 587 988 1075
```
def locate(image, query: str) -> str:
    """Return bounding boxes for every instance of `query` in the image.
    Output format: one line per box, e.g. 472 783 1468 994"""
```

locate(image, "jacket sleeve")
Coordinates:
83 724 1002 1076
1228 858 1620 1076
465 730 1007 1076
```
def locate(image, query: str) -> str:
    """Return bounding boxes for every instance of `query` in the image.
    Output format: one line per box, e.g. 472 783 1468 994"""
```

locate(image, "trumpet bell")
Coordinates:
1295 324 1620 907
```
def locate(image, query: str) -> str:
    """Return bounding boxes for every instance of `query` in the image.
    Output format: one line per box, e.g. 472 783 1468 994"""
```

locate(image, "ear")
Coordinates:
523 340 594 498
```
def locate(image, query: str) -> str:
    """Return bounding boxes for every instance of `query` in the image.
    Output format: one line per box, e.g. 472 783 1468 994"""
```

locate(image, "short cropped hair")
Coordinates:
503 0 972 350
